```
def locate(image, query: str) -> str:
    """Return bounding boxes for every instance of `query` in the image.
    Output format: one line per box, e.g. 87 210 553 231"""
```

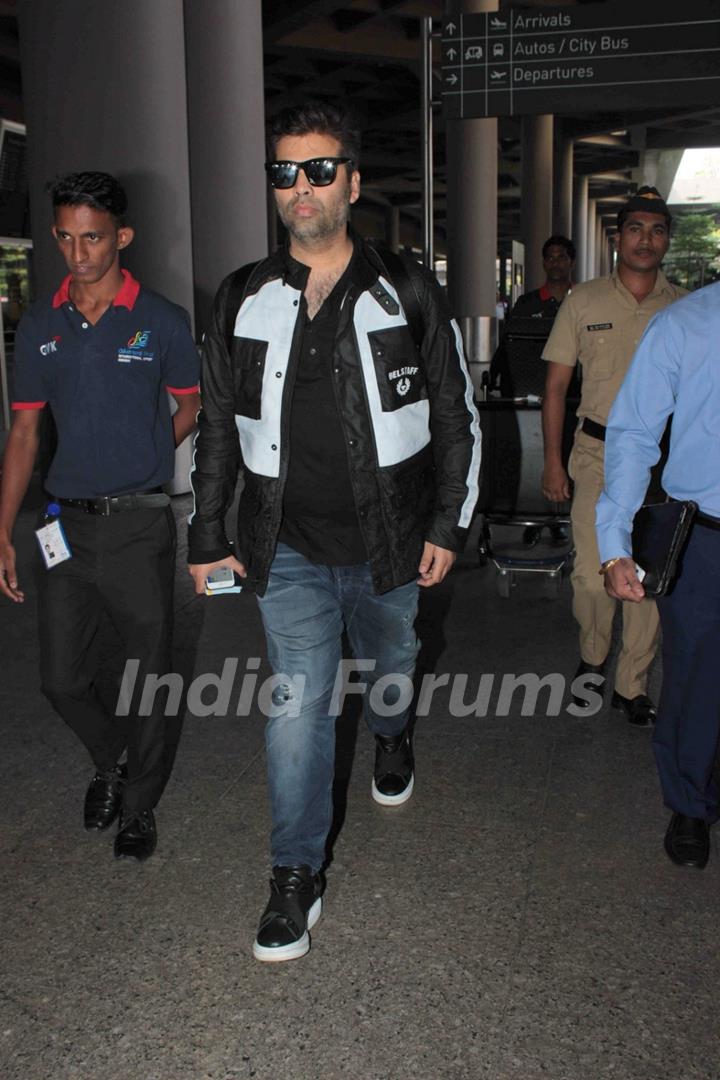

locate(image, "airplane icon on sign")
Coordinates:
490 16 507 30
490 70 507 81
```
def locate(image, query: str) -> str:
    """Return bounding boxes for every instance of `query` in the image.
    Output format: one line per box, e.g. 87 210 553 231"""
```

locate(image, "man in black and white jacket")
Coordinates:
188 101 480 963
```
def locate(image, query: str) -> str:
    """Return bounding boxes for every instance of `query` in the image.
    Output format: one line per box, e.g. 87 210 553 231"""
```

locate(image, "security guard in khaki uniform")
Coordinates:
541 187 686 726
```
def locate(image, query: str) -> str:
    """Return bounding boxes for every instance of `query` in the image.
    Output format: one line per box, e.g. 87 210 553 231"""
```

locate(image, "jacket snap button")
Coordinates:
275 371 282 377
271 444 277 451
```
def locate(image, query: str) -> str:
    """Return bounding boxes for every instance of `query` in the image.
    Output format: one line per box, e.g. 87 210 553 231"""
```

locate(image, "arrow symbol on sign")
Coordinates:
447 47 457 59
447 73 458 85
446 21 456 34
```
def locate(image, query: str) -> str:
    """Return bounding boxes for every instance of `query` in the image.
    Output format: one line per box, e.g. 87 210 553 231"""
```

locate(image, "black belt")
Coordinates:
581 417 606 442
667 496 720 532
54 488 170 516
695 510 720 532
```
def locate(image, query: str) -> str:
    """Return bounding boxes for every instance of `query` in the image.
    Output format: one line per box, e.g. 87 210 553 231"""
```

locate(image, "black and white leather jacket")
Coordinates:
188 235 481 595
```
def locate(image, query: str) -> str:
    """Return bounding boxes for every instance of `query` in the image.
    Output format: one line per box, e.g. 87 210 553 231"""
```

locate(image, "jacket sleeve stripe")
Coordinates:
450 318 482 528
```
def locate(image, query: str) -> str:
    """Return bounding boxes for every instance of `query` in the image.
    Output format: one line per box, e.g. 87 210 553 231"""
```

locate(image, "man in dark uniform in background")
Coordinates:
491 235 576 545
490 234 575 397
0 172 201 860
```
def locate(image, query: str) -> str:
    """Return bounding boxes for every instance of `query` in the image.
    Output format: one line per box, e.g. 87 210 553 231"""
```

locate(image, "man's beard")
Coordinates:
278 193 351 244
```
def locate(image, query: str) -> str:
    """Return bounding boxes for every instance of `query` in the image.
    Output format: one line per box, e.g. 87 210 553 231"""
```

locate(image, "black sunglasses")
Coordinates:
265 157 353 189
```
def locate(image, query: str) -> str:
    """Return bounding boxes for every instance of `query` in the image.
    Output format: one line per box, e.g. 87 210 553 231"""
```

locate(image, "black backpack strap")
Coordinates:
370 245 425 353
223 260 261 353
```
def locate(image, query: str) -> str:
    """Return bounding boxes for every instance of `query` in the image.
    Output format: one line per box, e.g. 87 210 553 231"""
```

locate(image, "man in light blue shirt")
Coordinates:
596 280 720 870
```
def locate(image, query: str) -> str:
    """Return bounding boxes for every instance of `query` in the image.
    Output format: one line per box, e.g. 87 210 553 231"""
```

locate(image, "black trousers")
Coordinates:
37 504 176 811
654 523 720 823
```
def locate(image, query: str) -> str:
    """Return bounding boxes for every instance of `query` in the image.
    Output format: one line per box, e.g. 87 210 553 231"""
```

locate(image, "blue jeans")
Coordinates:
256 544 420 871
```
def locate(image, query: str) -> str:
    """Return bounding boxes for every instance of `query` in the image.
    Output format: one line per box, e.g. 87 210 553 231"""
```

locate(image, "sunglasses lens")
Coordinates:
268 162 298 189
304 159 338 186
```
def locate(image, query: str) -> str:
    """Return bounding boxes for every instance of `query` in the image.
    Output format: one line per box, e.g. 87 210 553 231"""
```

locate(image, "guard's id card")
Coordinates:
35 519 72 568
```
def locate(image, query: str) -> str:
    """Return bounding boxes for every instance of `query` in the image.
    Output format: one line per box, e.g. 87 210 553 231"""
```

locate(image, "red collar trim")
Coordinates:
539 283 573 302
51 268 140 311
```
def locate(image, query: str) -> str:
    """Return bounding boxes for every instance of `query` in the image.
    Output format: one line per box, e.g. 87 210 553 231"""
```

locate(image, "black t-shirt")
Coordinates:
278 253 368 566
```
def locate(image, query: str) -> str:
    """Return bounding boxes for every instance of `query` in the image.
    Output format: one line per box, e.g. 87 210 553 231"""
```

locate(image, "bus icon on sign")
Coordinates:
465 45 483 60
492 43 505 58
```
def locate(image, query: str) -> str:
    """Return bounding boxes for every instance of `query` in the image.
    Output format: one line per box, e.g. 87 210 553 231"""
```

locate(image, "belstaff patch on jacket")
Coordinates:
188 236 481 595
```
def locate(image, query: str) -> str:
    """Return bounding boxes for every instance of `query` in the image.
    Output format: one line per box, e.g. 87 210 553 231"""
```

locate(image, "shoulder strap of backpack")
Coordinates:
370 245 425 353
223 260 261 354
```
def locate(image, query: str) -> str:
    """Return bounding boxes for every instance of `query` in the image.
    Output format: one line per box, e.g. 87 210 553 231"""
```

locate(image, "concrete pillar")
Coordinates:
554 134 574 241
587 199 597 280
573 175 589 283
18 0 194 314
446 0 498 390
522 114 554 290
184 0 266 336
595 216 603 276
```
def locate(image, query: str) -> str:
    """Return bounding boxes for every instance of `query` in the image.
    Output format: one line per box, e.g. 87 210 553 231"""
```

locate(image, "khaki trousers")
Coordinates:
568 429 659 698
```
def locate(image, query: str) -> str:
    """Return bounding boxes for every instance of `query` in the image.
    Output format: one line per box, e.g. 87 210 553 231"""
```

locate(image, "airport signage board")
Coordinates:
442 0 720 118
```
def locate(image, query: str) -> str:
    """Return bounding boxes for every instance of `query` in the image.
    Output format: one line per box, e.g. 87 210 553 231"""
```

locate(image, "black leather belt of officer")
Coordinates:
55 488 170 516
581 417 606 442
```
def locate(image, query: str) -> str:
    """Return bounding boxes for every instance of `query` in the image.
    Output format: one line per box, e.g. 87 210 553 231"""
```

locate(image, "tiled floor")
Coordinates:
2 489 717 1080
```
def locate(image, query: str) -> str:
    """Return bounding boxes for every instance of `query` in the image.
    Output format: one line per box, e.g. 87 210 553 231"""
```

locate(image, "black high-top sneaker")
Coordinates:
253 865 324 963
371 728 414 806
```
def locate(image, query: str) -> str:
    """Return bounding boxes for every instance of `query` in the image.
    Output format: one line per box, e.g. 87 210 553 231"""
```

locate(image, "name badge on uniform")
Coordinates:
35 519 72 568
587 323 613 331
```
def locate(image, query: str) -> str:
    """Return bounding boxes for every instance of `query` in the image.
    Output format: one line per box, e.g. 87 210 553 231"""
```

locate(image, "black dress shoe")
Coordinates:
253 865 324 963
372 728 414 806
664 812 709 869
611 691 657 727
571 659 606 708
114 809 157 861
84 763 127 831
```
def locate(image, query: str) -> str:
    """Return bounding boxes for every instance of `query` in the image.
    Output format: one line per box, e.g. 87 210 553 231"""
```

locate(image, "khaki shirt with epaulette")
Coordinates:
542 269 687 425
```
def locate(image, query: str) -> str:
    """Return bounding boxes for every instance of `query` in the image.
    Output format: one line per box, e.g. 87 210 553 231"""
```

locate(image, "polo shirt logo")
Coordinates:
128 330 151 348
117 329 154 363
39 336 61 356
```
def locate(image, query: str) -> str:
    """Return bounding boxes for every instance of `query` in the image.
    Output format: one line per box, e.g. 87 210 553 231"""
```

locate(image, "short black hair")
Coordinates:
542 235 576 260
267 101 361 171
49 171 128 225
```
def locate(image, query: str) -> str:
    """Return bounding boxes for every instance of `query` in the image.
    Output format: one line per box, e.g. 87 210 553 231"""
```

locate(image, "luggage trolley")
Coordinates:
477 316 578 598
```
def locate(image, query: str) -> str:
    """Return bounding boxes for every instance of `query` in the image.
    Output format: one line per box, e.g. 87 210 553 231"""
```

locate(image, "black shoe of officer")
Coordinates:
372 728 414 806
611 691 657 728
114 808 157 861
571 660 606 709
84 763 127 831
253 865 324 963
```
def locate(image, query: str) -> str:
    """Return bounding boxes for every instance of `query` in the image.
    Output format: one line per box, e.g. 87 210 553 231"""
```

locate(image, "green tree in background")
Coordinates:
665 211 720 290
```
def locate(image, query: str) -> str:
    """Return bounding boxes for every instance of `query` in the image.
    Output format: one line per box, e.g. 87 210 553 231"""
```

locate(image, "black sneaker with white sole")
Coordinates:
371 729 414 806
253 865 324 963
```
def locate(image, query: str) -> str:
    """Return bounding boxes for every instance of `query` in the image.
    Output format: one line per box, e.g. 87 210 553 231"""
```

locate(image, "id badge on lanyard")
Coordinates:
35 502 72 568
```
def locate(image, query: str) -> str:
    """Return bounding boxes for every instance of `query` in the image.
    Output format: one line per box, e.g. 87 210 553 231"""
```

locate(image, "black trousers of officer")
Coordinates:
37 504 176 812
654 522 720 824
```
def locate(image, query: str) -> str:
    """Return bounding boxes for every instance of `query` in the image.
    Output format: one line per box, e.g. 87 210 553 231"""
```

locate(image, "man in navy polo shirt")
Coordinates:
0 172 200 860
